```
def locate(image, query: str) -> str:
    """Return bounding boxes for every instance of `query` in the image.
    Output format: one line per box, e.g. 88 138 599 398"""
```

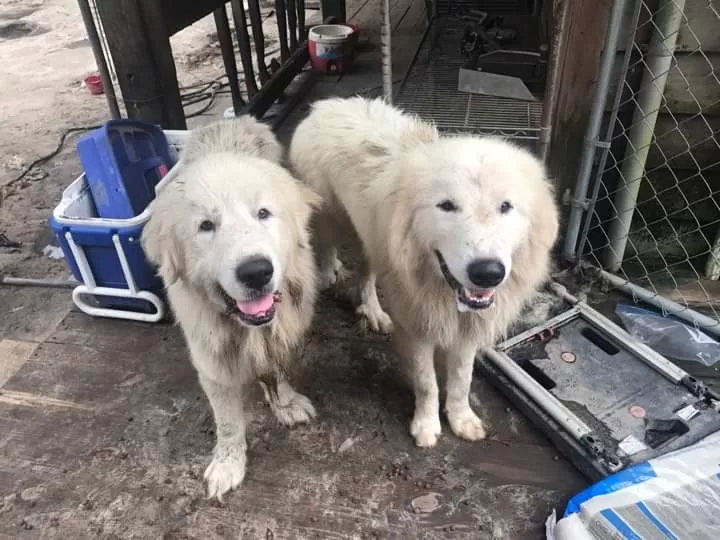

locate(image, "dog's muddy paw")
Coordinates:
410 415 442 447
273 392 317 427
357 304 394 334
204 453 246 501
447 410 487 441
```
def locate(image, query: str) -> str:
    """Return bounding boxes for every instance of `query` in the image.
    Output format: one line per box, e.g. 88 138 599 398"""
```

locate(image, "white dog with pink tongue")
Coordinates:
142 116 320 500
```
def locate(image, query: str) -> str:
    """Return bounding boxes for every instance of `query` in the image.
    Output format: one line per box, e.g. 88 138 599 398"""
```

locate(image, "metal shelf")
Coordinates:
394 17 543 142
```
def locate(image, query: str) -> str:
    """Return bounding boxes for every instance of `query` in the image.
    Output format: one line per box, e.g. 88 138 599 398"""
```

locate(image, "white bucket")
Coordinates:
309 24 354 60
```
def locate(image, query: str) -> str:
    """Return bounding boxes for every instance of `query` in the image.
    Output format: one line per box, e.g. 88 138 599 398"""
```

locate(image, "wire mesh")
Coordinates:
576 0 720 333
395 17 544 140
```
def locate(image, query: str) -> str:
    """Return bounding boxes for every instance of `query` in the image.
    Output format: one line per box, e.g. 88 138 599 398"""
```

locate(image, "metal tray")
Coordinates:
477 283 720 481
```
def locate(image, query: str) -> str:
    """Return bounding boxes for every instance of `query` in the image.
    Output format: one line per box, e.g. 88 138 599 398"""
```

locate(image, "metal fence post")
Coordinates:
562 0 629 260
604 0 687 271
571 0 720 336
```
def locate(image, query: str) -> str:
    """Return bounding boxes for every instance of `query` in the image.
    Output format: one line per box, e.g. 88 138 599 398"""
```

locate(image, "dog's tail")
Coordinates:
181 116 282 164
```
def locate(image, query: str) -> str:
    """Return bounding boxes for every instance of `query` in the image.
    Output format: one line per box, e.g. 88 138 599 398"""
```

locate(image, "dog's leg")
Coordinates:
355 257 393 334
259 374 317 426
443 343 486 441
199 374 247 500
315 211 346 290
396 330 441 447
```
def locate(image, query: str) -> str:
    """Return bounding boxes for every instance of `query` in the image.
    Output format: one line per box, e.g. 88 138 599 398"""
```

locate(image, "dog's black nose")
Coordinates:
236 257 274 290
467 259 506 288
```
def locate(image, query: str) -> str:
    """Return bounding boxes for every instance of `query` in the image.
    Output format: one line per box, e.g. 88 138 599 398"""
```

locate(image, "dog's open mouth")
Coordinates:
435 251 495 311
219 287 281 326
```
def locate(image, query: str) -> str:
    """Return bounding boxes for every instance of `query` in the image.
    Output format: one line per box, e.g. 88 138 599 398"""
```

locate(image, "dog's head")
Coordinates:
142 153 319 327
394 136 558 312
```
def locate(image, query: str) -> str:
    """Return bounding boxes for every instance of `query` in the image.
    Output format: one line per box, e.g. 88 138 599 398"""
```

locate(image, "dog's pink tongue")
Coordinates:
236 294 274 316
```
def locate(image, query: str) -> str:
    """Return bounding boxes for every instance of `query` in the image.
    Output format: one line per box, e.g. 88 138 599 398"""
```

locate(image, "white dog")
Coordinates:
142 117 320 499
289 97 558 447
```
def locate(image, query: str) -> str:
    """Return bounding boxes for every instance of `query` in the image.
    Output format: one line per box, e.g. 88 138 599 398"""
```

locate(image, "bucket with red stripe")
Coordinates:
308 24 356 75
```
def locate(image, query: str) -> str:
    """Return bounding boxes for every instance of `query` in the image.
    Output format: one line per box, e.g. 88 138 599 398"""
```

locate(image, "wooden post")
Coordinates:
287 0 299 50
213 6 245 114
274 0 291 61
95 0 186 129
231 0 260 98
247 0 271 84
547 0 613 213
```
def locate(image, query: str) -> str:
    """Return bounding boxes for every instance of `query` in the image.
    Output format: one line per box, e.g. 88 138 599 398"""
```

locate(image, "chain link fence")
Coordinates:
564 0 720 337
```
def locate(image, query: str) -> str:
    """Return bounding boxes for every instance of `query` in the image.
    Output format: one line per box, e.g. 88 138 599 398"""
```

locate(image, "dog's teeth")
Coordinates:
456 297 472 313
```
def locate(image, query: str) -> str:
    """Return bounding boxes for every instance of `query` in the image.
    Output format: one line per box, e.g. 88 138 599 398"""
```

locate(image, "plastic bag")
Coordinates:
547 431 720 540
615 304 720 367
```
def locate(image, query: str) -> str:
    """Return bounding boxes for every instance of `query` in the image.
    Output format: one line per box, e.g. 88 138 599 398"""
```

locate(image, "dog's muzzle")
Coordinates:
435 251 496 311
218 285 281 326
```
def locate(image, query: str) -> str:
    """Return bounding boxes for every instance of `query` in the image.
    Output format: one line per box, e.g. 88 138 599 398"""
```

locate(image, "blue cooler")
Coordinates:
49 129 187 322
76 119 173 219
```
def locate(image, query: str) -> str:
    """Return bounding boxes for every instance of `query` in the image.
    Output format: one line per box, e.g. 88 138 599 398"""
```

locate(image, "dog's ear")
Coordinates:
141 199 184 286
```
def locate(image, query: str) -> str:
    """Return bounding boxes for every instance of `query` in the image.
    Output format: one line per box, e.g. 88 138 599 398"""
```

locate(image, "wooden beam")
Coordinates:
96 0 186 129
162 0 225 36
247 0 271 84
213 7 245 114
243 41 310 120
547 0 613 210
231 0 260 98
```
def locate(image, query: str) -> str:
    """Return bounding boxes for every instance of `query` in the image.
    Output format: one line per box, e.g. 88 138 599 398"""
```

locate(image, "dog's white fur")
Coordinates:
290 97 558 447
142 117 320 499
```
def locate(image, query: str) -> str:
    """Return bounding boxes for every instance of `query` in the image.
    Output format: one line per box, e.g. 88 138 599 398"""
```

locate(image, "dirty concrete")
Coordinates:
0 296 584 539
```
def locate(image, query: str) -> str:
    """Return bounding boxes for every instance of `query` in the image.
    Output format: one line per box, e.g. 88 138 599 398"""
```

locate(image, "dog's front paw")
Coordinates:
204 450 246 501
357 304 394 334
273 392 317 427
410 414 442 447
447 408 487 441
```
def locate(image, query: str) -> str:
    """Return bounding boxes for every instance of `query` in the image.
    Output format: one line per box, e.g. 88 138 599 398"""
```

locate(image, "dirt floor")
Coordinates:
0 1 592 538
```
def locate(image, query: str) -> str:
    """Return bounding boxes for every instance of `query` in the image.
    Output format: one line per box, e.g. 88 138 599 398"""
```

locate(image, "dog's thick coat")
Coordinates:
142 117 320 499
289 97 559 446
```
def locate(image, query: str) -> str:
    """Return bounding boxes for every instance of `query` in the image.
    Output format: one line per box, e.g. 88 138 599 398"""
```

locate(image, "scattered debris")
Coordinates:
410 492 441 514
19 487 44 503
2 154 26 171
337 437 355 453
42 244 64 259
0 232 22 248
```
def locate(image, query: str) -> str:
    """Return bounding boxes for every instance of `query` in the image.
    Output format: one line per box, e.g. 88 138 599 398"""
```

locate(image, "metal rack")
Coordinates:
480 282 720 480
395 18 543 140
384 1 547 143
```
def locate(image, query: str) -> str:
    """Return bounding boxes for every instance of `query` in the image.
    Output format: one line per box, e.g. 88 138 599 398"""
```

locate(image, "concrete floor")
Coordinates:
0 289 585 539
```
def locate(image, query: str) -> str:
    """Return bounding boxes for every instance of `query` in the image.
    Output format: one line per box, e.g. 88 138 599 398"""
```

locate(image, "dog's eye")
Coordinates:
500 201 513 214
257 208 271 220
198 219 216 232
436 200 459 212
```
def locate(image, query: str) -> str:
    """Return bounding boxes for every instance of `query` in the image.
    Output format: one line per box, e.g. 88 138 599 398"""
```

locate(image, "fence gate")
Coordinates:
563 0 720 338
